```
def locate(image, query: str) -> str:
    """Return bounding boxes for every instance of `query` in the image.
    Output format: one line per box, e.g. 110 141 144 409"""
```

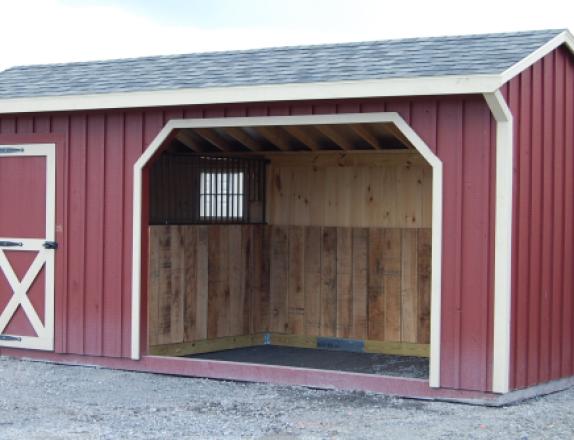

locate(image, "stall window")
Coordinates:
199 171 244 219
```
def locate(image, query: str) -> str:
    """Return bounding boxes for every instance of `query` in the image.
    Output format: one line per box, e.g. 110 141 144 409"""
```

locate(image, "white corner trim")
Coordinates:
484 91 513 394
501 30 574 84
131 112 444 390
0 74 501 115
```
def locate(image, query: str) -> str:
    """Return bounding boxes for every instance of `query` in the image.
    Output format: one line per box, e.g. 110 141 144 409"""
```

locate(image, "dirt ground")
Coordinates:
0 356 573 439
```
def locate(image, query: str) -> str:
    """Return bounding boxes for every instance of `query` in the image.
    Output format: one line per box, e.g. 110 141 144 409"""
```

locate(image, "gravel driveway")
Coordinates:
0 356 572 439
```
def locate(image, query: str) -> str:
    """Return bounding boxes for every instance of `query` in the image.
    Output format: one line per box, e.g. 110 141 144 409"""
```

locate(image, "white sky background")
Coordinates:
0 0 572 70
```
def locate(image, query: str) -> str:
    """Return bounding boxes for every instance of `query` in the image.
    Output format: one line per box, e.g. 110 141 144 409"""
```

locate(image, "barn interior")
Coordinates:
146 121 432 379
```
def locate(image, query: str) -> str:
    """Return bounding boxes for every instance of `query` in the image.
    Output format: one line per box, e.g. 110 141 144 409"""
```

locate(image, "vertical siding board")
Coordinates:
268 104 290 117
564 53 574 377
410 100 438 153
102 113 125 357
0 117 16 134
384 100 411 124
359 101 385 114
66 114 88 354
459 99 490 391
84 114 106 356
33 115 52 134
16 116 34 134
537 54 554 384
122 112 143 356
436 100 464 389
527 60 544 387
561 51 574 377
51 115 71 354
550 51 565 381
513 70 533 389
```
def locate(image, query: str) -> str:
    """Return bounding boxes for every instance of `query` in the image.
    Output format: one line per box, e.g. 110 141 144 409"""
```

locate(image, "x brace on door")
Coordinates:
0 247 48 340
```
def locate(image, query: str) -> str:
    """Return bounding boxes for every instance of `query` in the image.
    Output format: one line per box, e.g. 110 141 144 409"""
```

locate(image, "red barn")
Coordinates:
0 29 573 404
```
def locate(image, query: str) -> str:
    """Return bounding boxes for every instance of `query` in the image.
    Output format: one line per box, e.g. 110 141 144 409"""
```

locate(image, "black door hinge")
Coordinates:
0 147 24 154
43 241 58 250
0 335 21 342
0 241 23 247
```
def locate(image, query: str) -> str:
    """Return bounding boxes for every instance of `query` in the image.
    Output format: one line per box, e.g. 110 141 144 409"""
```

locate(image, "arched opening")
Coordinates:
132 113 443 387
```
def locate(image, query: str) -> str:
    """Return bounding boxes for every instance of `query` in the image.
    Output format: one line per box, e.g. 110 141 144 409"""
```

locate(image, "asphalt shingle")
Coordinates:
0 29 564 99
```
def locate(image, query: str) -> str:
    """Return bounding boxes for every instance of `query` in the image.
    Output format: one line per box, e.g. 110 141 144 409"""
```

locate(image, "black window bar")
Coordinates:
149 153 267 225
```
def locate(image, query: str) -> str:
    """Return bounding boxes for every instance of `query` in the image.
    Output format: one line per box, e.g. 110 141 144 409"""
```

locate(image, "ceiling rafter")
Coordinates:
282 125 320 150
385 124 414 150
193 128 234 152
175 130 205 152
349 124 381 150
315 125 353 150
221 127 263 152
252 126 294 151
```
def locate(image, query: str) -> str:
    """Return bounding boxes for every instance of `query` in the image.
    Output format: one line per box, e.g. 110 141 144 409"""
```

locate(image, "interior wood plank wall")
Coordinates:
148 224 431 348
266 152 432 228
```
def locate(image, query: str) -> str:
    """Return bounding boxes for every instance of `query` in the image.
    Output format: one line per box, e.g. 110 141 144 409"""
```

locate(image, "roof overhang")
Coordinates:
0 30 572 115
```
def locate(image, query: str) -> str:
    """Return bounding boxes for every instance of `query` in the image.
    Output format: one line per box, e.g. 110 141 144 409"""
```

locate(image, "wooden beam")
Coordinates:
315 125 353 150
193 128 234 152
385 124 413 149
149 334 266 357
282 126 320 150
253 126 293 151
221 127 263 152
349 124 382 150
363 340 430 357
270 333 430 357
176 130 205 152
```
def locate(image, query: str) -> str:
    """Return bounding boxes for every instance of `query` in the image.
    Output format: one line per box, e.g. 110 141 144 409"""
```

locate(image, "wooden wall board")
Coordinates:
266 152 432 228
148 225 432 353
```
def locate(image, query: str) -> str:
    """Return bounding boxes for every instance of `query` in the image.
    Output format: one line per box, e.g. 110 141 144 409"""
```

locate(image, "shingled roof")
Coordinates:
0 29 566 99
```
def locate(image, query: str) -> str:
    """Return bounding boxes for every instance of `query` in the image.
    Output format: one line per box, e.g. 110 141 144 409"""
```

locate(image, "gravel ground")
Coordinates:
0 356 573 439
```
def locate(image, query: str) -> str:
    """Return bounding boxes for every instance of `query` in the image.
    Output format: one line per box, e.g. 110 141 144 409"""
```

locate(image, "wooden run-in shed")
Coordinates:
0 29 573 403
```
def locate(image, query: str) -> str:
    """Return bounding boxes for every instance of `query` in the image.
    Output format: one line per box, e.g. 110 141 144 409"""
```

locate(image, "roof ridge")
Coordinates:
2 28 565 72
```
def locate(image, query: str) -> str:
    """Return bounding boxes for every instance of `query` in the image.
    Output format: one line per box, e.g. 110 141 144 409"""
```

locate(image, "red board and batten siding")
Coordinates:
0 96 496 392
506 45 574 390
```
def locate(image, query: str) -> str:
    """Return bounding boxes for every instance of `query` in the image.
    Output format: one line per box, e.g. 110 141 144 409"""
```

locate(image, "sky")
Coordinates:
0 0 572 70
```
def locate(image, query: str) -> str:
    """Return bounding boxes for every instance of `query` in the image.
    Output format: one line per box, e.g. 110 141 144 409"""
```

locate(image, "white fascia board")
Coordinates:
500 30 574 84
0 74 501 115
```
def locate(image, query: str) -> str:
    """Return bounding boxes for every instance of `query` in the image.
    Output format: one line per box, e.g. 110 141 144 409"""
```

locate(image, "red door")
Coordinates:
0 144 56 350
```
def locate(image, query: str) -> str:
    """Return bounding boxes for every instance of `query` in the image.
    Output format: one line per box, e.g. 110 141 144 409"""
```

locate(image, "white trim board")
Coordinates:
131 112 444 389
1 30 573 115
0 74 500 114
483 91 513 394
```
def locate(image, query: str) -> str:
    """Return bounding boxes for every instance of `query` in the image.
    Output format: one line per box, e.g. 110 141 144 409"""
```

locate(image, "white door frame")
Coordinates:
0 143 56 351
131 113 443 388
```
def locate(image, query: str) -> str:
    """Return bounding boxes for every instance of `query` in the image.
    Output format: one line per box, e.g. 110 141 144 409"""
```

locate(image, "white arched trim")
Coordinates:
131 112 444 388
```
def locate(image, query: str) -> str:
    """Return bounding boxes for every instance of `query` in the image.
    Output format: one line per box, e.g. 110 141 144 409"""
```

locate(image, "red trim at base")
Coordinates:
0 348 497 401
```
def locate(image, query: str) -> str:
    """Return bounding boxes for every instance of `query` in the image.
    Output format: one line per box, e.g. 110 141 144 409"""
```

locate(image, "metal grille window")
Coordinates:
200 172 244 219
149 154 267 224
